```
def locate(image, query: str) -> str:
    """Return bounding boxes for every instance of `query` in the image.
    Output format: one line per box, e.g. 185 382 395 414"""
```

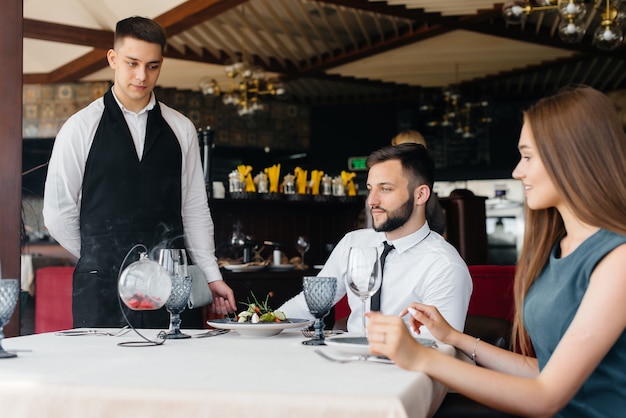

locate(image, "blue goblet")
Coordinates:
159 249 192 339
0 279 19 358
164 275 193 339
302 276 337 346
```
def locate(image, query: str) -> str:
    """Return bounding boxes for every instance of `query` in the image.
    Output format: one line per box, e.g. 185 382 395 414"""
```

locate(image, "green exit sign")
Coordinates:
348 156 368 171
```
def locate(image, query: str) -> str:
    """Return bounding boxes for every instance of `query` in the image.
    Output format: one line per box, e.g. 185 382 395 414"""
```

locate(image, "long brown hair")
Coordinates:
512 85 626 355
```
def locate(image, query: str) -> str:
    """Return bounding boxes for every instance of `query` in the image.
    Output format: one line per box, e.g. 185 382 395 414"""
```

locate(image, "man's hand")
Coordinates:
207 280 237 315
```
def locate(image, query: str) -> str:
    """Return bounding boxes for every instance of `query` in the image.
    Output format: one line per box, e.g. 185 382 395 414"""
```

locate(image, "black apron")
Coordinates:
72 90 185 328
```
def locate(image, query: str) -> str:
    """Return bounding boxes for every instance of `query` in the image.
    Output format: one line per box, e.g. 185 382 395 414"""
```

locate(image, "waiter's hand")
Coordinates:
208 280 237 315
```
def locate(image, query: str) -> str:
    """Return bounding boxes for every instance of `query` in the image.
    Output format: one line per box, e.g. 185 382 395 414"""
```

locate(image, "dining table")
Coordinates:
1 326 456 418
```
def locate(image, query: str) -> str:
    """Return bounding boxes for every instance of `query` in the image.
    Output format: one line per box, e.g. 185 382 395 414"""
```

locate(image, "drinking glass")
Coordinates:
346 247 381 337
296 236 310 269
0 279 19 358
158 249 192 339
302 276 336 345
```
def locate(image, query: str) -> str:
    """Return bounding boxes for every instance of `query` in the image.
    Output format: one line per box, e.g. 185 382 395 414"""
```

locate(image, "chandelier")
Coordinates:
423 91 491 139
199 6 285 116
199 63 285 116
421 65 491 139
502 0 626 51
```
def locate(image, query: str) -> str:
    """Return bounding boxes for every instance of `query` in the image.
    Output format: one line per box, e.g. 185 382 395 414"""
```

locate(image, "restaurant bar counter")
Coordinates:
1 328 456 418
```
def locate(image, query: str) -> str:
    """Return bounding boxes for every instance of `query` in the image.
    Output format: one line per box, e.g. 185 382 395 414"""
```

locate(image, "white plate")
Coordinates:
207 318 314 337
222 264 266 273
325 334 437 356
267 264 296 271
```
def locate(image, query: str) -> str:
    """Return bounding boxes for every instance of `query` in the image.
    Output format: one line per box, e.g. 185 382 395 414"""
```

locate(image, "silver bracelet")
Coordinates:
471 337 480 365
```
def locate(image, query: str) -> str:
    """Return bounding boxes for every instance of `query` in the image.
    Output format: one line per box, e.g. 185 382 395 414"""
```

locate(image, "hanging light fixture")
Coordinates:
502 0 625 51
199 5 285 116
423 65 491 139
425 94 491 139
593 0 626 49
199 64 285 116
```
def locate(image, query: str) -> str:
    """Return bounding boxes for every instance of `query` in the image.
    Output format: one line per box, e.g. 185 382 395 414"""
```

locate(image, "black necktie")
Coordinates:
370 241 394 312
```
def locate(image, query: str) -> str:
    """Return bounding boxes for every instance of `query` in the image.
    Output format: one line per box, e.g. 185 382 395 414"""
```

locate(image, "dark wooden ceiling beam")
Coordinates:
319 0 442 21
24 18 112 49
23 0 248 84
156 0 248 36
23 49 108 84
48 49 109 83
292 7 503 75
457 16 626 58
297 22 452 74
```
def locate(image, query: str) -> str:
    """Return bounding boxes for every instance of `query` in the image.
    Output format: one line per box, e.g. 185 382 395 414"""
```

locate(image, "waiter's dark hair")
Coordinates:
366 143 435 191
114 16 167 52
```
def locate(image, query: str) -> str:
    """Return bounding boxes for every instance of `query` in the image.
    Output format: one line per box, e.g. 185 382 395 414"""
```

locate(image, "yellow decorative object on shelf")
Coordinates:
341 170 357 196
294 167 308 194
309 170 323 195
237 165 255 192
264 164 281 193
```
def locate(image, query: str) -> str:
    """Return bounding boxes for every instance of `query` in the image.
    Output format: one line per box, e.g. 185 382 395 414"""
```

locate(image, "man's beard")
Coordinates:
372 194 414 232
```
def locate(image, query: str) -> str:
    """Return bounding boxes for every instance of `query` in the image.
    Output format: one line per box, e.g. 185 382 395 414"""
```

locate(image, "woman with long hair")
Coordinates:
367 85 626 417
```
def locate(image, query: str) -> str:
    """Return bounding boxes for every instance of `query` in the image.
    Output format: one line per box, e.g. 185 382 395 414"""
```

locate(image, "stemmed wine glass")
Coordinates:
159 249 192 339
0 279 20 358
302 276 337 345
296 236 310 269
346 247 381 337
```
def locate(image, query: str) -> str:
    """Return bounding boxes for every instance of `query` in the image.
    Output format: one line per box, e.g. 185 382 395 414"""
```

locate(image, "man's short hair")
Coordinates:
366 143 435 190
114 16 166 52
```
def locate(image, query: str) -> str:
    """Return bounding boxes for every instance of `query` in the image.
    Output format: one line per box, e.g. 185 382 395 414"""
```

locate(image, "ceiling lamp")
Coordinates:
422 65 491 139
502 0 625 51
423 91 491 139
199 63 285 116
199 5 285 116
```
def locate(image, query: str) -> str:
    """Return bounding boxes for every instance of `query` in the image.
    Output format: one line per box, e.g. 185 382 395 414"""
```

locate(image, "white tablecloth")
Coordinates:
1 329 454 418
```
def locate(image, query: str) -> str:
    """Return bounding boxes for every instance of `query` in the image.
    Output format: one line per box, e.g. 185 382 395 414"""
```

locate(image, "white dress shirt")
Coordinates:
43 89 222 283
279 223 473 336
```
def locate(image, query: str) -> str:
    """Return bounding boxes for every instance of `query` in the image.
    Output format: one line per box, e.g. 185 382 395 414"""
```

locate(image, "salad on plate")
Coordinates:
234 292 287 324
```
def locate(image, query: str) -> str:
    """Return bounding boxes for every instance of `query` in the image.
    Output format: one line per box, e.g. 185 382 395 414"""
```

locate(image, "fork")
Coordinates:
55 326 131 337
301 329 344 338
314 349 392 364
192 329 230 338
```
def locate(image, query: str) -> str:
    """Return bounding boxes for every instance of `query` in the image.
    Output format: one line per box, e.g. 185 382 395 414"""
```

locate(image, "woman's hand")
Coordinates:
366 311 428 371
401 302 458 345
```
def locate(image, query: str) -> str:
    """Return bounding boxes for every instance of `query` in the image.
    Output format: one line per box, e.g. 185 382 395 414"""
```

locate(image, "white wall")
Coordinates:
434 178 524 202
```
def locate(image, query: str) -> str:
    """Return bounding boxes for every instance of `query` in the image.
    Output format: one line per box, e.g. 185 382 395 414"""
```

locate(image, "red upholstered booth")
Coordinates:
333 264 516 328
35 266 74 333
467 265 515 322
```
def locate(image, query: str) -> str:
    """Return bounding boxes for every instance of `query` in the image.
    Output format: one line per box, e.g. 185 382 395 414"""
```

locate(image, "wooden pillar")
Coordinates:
0 0 23 337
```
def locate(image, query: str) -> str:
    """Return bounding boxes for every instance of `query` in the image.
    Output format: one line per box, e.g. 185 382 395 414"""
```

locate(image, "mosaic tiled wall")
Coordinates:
23 82 110 138
23 82 311 151
155 87 310 150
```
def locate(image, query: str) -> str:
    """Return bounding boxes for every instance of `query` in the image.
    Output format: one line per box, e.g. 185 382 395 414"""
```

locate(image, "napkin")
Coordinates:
188 266 213 308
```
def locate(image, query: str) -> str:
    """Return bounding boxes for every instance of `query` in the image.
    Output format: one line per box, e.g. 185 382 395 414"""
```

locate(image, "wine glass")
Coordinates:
159 249 192 339
346 247 381 337
302 276 336 346
0 279 20 358
296 236 310 269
